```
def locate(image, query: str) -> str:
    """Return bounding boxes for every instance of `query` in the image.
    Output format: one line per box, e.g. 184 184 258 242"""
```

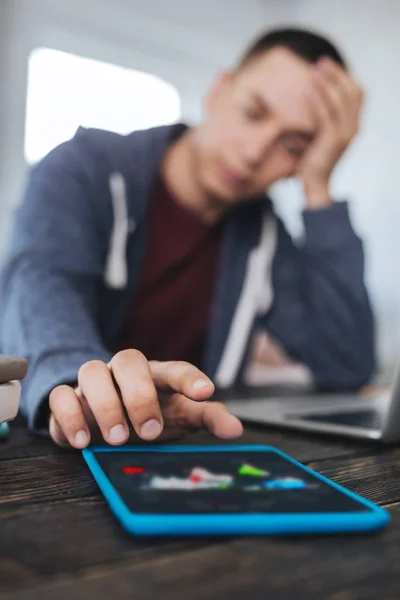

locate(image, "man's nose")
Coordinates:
241 123 279 168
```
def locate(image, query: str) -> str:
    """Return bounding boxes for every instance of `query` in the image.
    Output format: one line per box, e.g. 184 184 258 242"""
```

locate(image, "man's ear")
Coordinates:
204 70 233 114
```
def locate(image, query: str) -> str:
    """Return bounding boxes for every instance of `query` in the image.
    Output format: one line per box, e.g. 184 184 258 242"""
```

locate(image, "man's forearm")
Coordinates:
265 203 375 389
303 179 333 210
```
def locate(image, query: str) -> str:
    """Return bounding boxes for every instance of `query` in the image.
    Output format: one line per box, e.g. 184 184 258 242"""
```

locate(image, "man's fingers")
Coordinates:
49 385 91 448
164 395 243 439
317 59 355 100
314 59 363 130
149 360 215 400
200 402 243 439
199 403 243 439
312 70 344 124
110 350 164 441
323 59 363 108
308 81 332 131
78 360 129 445
49 355 231 447
49 414 69 447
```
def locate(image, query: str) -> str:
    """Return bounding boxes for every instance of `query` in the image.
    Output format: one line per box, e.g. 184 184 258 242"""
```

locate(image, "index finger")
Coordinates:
149 360 215 400
164 396 243 439
110 350 164 440
317 58 362 102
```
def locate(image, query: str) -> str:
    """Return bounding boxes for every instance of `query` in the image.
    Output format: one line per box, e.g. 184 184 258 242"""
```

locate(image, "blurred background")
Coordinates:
0 0 398 380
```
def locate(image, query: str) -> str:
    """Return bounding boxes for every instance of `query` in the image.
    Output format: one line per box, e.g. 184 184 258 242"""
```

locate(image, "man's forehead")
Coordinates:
241 48 317 133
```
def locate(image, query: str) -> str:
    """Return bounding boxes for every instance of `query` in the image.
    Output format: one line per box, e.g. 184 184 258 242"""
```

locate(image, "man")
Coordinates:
0 28 375 449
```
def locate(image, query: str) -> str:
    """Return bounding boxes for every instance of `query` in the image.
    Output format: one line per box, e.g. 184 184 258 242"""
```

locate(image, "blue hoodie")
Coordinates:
0 124 375 430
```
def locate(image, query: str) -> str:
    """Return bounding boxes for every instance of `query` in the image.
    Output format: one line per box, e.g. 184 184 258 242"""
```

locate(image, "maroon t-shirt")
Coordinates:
119 178 222 368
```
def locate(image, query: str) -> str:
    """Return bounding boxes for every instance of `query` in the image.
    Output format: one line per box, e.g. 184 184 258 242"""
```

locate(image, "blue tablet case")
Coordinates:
83 445 390 537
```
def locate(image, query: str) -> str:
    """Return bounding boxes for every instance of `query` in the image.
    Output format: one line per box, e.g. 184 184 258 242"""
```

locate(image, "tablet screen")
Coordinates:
93 449 369 515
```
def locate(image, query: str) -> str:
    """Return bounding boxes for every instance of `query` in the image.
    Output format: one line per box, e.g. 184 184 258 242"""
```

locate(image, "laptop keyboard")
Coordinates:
293 409 383 430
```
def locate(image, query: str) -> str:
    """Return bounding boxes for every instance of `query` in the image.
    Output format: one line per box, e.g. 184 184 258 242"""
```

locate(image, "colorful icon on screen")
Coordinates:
122 466 145 475
147 467 233 490
264 477 306 490
238 464 269 477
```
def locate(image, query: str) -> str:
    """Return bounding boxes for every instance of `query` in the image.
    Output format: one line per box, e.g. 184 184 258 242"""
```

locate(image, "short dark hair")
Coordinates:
239 27 347 70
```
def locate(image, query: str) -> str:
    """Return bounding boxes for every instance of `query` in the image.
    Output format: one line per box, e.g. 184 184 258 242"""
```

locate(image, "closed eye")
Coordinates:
280 137 308 158
243 104 264 122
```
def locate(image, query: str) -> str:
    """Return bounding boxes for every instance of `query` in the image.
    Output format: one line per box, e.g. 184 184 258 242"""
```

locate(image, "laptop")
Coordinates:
224 362 400 444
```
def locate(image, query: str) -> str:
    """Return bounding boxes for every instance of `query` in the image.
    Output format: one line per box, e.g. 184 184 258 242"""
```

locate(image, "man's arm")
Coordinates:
0 131 113 431
264 202 375 390
0 130 243 447
263 59 374 389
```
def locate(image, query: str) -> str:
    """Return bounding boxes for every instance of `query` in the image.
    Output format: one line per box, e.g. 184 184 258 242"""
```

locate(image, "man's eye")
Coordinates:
244 106 262 121
280 138 306 158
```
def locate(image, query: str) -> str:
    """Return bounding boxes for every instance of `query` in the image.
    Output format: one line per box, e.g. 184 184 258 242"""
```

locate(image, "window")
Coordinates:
24 48 181 164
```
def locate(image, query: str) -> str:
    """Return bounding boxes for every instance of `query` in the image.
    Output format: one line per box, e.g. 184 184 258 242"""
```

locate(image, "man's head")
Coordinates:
191 28 347 205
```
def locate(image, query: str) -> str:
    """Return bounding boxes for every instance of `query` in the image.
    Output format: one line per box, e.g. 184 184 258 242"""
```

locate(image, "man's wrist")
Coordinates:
303 179 333 210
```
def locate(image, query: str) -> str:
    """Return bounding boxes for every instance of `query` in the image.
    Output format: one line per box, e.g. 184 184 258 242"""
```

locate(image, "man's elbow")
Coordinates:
344 355 376 390
315 348 376 392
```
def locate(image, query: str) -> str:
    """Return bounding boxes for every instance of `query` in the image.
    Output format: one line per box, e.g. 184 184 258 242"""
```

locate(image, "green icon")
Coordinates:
219 482 231 489
238 464 268 477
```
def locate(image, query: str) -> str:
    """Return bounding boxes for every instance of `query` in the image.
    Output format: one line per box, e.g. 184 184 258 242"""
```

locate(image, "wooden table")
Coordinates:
1 411 400 600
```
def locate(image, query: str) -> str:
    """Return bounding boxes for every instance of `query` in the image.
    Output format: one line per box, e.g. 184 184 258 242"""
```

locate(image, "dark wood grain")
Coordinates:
2 506 399 600
0 453 95 507
1 419 400 600
0 426 59 460
309 449 400 505
185 426 373 462
2 414 363 463
0 496 222 592
1 439 398 592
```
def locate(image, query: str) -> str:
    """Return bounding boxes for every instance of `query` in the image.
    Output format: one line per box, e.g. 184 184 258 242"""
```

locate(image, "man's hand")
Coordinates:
49 350 243 448
299 57 364 209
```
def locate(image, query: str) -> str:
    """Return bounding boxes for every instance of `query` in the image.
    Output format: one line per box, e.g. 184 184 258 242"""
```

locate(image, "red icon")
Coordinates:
122 466 145 475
